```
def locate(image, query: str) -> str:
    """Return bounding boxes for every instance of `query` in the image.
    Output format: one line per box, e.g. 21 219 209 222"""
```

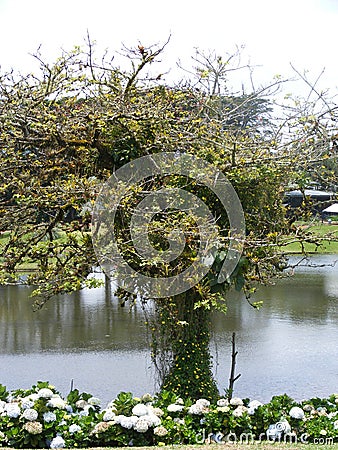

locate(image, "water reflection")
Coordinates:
0 255 337 404
0 285 149 353
212 255 338 401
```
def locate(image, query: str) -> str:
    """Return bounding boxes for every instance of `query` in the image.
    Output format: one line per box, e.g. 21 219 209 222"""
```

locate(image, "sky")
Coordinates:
1 0 338 96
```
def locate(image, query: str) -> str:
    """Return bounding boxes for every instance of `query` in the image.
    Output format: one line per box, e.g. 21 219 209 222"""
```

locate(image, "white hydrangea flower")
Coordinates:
50 435 66 448
289 406 305 419
106 400 117 410
217 406 230 413
6 403 21 418
120 416 134 429
233 405 247 417
173 417 185 425
167 404 184 413
196 399 210 408
88 397 101 406
334 420 338 430
103 409 116 422
37 388 54 399
230 397 243 406
21 398 35 410
217 398 229 407
132 403 149 416
47 397 67 409
69 424 82 434
248 400 263 409
188 399 210 415
75 400 88 409
143 414 161 427
22 408 38 421
176 398 184 405
146 405 155 414
134 417 149 433
188 404 203 415
130 416 140 425
152 414 162 427
91 421 111 434
113 414 121 425
23 421 43 435
43 412 57 423
248 400 263 415
115 414 133 425
152 407 164 417
154 425 168 437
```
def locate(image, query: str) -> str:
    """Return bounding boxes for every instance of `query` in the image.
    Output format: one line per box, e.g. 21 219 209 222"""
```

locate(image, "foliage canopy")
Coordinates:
1 40 337 398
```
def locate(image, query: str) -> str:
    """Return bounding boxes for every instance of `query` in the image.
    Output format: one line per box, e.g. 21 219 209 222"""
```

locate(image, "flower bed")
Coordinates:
0 382 337 448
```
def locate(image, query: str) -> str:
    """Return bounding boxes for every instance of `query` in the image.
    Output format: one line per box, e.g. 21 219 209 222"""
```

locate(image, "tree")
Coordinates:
1 40 337 399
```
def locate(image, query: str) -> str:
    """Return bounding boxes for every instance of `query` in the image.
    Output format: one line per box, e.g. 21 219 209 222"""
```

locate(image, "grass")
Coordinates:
150 445 329 448
0 229 86 271
2 445 337 450
0 231 38 271
280 222 338 254
114 444 336 449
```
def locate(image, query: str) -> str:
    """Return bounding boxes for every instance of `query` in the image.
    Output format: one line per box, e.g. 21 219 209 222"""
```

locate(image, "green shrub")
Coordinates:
0 381 337 447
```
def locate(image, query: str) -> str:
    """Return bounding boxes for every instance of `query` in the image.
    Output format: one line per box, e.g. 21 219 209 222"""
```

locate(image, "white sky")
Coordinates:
1 0 338 95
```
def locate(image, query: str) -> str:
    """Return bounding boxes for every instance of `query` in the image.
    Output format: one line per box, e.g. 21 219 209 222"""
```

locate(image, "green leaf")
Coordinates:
0 383 8 400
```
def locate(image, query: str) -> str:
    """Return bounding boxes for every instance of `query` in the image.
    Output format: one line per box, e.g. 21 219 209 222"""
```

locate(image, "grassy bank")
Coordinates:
0 229 83 271
2 445 337 450
280 222 338 254
120 445 336 449
86 445 337 449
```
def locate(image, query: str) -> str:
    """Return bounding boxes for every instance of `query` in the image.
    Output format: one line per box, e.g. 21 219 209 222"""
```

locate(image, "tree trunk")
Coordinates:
157 290 219 401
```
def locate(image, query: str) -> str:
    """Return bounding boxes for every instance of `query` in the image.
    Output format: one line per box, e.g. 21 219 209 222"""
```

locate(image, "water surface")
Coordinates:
0 255 337 404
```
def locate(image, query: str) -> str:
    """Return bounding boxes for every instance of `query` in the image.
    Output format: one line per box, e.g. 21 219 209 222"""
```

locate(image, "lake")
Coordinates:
0 254 337 405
